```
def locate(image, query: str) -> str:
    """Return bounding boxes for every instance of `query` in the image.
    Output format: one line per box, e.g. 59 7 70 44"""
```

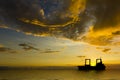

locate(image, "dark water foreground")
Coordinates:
0 66 120 80
0 69 120 80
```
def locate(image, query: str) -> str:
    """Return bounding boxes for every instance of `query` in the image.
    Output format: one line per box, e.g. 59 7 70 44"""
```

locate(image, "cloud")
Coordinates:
90 0 120 31
0 0 85 27
9 51 18 54
0 44 17 53
0 0 86 39
0 0 120 46
96 47 118 54
41 49 60 54
0 46 11 52
112 31 120 35
77 56 86 58
80 0 120 46
111 52 120 54
102 48 111 53
19 43 39 51
81 26 120 46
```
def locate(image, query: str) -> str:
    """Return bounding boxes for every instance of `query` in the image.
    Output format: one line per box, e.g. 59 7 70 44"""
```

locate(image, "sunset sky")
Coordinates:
0 0 120 67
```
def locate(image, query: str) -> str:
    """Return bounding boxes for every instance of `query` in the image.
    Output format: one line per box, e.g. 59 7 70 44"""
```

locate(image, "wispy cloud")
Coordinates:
0 46 11 52
19 43 39 51
96 47 112 53
41 49 60 54
0 44 18 53
102 48 111 53
77 56 86 58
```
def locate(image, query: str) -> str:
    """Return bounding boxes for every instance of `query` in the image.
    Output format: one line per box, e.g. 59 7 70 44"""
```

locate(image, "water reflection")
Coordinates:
0 69 119 80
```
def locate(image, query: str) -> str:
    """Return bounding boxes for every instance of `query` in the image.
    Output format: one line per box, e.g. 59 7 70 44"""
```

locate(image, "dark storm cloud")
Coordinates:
19 43 39 51
85 0 120 31
0 0 86 39
0 0 80 25
0 0 120 44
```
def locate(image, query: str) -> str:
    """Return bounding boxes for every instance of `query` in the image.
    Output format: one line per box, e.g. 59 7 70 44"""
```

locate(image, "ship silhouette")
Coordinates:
78 58 106 70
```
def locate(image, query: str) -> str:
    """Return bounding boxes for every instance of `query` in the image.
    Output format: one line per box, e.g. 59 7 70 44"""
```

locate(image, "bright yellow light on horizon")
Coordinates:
91 62 96 66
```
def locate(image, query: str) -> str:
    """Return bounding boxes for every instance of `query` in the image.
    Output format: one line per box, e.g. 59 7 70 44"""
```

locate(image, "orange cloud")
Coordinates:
82 25 120 46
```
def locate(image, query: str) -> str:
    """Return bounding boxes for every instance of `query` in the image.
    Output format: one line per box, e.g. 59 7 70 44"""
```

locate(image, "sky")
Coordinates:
0 0 120 67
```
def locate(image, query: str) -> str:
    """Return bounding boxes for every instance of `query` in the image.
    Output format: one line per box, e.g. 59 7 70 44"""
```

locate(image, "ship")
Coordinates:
78 58 106 70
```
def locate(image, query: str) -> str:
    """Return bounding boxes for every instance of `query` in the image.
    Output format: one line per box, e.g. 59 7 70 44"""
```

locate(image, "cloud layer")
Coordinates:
0 0 120 45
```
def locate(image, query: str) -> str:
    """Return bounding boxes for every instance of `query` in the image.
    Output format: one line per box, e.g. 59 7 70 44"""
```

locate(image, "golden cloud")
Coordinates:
82 25 120 46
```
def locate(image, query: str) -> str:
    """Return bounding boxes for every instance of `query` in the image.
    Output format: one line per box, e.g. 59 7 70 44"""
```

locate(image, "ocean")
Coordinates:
0 66 120 80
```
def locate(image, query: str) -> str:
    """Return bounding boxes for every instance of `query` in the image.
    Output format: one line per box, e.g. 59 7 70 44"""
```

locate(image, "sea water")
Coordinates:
0 67 120 80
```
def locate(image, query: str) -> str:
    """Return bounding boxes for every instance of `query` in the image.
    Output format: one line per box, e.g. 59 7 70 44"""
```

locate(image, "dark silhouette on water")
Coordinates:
78 58 106 70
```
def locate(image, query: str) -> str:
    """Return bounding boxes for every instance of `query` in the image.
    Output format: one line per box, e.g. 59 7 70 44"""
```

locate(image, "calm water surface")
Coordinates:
0 69 120 80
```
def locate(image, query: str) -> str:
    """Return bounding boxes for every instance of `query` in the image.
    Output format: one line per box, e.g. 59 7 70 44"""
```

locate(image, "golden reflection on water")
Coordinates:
0 68 120 80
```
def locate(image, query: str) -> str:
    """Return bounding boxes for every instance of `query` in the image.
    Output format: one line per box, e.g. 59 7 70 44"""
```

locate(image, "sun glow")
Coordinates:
91 62 96 66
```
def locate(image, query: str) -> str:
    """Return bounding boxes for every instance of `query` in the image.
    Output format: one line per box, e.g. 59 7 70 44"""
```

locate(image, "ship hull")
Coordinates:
78 65 106 70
